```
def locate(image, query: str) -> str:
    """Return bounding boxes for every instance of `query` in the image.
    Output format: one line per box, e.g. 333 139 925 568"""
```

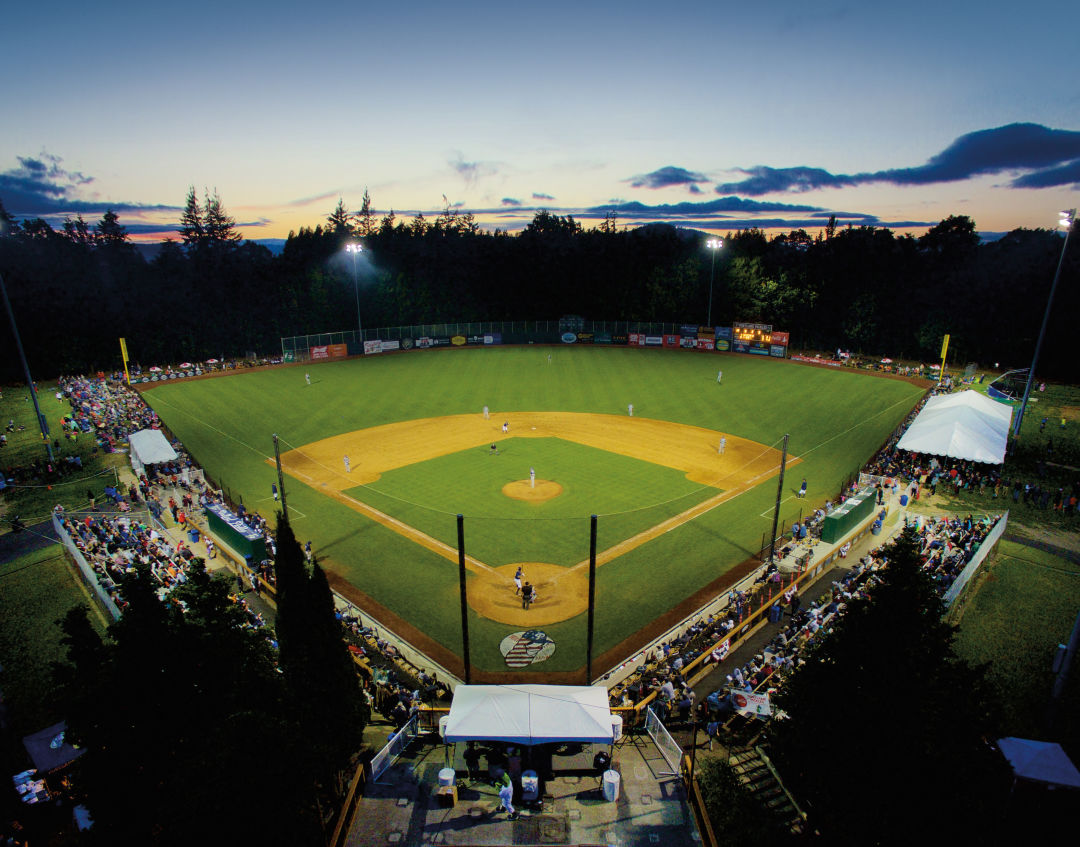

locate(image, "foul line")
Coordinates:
281 464 498 576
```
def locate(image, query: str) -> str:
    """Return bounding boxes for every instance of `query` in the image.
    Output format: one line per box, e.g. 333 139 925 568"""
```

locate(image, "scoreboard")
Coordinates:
732 322 774 355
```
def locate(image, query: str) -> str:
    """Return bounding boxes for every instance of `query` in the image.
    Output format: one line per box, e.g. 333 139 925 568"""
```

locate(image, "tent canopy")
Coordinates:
23 721 86 774
896 390 1012 464
998 737 1080 789
128 429 178 475
443 685 614 746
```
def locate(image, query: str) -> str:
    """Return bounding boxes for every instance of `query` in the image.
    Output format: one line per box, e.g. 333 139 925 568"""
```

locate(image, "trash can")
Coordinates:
602 769 620 802
871 521 882 536
438 767 456 787
188 528 200 544
899 494 909 507
521 770 539 802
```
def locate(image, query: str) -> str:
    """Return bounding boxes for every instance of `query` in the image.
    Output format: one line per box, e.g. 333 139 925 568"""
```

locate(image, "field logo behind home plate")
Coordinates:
500 630 556 668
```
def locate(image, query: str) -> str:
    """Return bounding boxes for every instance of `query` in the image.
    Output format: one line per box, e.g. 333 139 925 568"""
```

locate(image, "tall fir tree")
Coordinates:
770 524 1010 844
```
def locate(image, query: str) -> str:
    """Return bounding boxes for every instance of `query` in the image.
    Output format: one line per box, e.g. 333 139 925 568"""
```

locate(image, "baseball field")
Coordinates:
143 346 926 679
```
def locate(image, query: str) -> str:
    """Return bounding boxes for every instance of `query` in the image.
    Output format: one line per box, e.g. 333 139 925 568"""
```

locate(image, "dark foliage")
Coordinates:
1 197 1076 380
770 525 1012 844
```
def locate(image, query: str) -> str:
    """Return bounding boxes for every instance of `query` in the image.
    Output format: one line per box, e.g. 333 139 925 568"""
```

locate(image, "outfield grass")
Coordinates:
952 540 1080 750
0 544 108 738
0 381 127 526
352 437 717 566
146 347 925 672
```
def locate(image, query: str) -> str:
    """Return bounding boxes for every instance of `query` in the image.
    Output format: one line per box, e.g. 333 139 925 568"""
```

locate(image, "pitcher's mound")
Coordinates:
503 479 563 502
469 562 588 625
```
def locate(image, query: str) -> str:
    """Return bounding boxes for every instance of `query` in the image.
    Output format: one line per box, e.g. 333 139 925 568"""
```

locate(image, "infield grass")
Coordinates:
146 346 926 672
350 437 719 566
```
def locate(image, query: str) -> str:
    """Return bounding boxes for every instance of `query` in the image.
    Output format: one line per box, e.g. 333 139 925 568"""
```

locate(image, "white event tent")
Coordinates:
443 685 614 746
128 429 179 476
998 737 1080 789
895 390 1013 465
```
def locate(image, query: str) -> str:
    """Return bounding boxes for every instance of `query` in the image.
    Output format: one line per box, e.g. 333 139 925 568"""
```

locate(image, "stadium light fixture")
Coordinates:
706 238 724 328
1013 208 1075 438
345 243 363 346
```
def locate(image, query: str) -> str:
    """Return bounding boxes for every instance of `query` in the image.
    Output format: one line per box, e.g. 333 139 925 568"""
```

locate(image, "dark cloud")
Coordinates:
586 196 823 217
0 152 179 217
688 184 702 195
629 165 709 189
1009 157 1080 189
715 166 855 195
501 197 521 207
532 192 555 201
285 189 342 207
715 123 1080 195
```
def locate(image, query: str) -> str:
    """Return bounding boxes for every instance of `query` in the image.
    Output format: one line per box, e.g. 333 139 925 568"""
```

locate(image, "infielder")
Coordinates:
628 403 633 417
718 437 726 455
483 405 490 419
343 455 351 473
502 421 509 433
529 467 536 488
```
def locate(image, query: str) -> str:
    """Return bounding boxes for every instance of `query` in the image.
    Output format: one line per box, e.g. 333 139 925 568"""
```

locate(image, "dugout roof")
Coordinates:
895 390 1012 465
443 685 614 746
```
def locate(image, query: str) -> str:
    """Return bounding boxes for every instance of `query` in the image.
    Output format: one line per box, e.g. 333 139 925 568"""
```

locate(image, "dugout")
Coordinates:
820 488 876 544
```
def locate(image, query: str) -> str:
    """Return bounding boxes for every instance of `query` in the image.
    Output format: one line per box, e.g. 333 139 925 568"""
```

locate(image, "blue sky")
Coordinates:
2 1 1078 240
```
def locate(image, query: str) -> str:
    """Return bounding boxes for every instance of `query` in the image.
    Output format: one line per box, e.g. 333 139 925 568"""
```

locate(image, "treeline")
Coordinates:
1 191 1076 380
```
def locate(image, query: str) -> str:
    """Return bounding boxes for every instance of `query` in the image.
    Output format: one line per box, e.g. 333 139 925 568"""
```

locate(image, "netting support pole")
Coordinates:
457 514 472 684
767 434 790 566
586 514 598 685
272 433 287 517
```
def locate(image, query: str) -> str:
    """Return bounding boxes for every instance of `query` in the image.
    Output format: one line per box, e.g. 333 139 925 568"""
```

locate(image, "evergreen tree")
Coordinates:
327 197 354 238
62 213 93 245
94 208 130 246
354 188 376 237
203 188 242 248
179 185 204 251
770 525 1010 844
273 514 368 789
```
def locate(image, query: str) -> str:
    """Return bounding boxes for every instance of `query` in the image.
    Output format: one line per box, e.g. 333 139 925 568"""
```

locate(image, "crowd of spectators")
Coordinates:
698 512 1002 738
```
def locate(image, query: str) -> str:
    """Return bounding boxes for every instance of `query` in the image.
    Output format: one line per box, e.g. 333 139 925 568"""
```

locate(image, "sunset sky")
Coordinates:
2 0 1078 242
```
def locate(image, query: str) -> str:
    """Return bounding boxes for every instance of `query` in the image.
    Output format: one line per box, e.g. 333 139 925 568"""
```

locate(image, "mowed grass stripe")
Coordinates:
146 348 925 671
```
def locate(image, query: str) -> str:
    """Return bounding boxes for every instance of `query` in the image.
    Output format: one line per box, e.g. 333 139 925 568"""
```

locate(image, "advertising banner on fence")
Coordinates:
364 340 383 355
313 343 349 360
576 332 594 344
679 336 697 349
484 333 502 345
679 324 699 339
628 333 645 346
381 340 400 352
646 335 663 346
770 345 787 358
731 690 772 718
771 331 790 346
451 335 467 346
594 331 613 344
662 334 681 349
791 354 841 367
697 337 715 351
561 332 577 344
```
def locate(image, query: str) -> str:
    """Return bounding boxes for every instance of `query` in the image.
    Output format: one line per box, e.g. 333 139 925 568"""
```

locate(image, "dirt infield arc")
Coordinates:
276 412 795 626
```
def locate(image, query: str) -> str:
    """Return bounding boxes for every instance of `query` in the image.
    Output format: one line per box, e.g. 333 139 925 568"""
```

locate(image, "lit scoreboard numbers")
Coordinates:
732 322 773 355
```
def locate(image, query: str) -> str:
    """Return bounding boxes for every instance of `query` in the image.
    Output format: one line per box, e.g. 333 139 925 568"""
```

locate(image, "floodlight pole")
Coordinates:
706 239 723 328
0 272 53 462
767 434 790 566
346 243 363 349
1013 209 1074 438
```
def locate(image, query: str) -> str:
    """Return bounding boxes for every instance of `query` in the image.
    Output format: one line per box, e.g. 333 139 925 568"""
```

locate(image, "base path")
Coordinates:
276 412 795 626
